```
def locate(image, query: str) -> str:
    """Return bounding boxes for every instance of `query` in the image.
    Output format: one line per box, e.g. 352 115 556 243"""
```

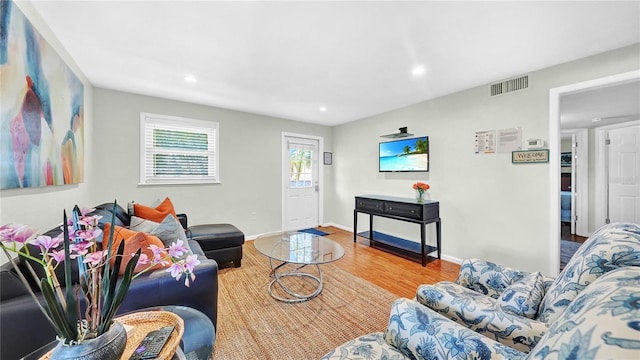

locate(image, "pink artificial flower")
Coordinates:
148 244 164 259
168 240 187 258
50 249 66 264
0 224 24 242
136 253 151 266
30 235 63 252
70 241 94 257
4 225 36 244
83 251 106 266
183 254 200 273
166 263 184 280
74 228 102 242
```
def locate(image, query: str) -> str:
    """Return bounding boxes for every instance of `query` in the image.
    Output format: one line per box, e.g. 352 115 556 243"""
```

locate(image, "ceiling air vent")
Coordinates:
490 75 529 96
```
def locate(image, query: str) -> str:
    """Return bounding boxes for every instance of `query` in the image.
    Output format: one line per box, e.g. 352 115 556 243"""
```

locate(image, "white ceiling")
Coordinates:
29 1 640 126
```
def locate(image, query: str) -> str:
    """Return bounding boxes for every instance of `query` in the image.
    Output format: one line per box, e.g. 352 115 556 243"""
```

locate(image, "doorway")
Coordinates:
595 121 640 227
549 70 640 276
282 133 323 231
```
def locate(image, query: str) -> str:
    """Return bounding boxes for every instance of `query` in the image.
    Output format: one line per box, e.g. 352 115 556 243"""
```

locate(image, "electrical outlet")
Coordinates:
249 212 257 221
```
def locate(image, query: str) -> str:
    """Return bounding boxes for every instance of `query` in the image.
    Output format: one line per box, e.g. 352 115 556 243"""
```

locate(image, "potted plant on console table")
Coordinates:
0 203 199 360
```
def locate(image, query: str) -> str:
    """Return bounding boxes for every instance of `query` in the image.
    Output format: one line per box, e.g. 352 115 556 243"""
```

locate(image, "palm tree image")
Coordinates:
414 138 428 154
290 149 311 182
403 145 411 155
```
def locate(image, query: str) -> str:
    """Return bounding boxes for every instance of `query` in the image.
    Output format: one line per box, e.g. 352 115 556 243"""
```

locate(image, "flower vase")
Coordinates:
50 321 127 360
416 190 424 203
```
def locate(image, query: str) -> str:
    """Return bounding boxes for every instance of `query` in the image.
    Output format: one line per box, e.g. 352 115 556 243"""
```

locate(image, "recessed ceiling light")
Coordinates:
592 117 601 122
184 74 197 83
412 66 426 76
319 106 327 112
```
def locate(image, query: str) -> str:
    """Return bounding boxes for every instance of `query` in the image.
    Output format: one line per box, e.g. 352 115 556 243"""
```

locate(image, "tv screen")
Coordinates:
379 136 429 172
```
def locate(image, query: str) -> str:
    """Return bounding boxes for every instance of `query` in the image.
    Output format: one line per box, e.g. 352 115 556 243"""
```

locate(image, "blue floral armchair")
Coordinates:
322 266 640 360
414 222 640 352
322 222 640 359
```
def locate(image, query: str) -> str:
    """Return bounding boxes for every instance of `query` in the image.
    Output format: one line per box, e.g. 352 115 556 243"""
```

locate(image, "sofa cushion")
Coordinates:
130 215 188 246
498 271 545 319
132 197 177 223
538 222 640 323
102 224 168 275
529 267 640 360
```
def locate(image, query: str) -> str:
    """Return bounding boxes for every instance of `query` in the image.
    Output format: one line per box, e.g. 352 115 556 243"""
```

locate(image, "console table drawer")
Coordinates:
356 198 383 213
384 202 422 220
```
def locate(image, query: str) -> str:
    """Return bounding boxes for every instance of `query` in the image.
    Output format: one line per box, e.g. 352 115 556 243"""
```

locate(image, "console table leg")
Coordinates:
420 223 426 267
369 214 374 244
436 219 441 259
353 210 357 242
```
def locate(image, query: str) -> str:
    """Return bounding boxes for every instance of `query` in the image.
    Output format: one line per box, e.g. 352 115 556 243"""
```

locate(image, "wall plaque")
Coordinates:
512 150 549 164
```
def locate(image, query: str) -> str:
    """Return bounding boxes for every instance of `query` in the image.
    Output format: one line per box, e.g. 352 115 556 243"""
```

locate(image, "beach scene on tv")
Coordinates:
379 137 429 172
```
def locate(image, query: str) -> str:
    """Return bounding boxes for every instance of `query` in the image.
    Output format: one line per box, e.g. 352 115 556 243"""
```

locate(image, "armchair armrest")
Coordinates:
455 258 533 298
384 298 526 360
416 282 549 352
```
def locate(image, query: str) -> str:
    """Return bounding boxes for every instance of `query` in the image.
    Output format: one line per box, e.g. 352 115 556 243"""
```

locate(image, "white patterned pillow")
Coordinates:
498 271 545 319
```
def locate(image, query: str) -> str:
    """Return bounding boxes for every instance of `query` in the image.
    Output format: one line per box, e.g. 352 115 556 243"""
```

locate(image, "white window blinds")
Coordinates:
140 113 219 185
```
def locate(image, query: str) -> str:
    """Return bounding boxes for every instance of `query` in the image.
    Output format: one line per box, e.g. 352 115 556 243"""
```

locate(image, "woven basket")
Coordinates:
39 311 183 360
116 311 184 360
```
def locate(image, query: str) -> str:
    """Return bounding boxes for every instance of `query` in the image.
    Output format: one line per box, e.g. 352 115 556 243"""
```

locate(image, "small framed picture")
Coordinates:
323 152 332 165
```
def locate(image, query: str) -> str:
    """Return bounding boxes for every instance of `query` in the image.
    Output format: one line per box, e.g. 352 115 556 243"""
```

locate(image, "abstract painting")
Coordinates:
0 0 84 189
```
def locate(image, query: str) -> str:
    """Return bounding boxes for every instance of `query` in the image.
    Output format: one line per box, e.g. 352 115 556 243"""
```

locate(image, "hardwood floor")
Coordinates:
318 226 460 299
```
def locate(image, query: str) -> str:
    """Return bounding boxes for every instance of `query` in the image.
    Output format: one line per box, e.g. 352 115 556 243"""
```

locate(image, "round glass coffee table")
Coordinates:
254 231 345 303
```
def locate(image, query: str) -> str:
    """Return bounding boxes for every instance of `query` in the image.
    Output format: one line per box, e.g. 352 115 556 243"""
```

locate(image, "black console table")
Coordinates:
353 195 441 266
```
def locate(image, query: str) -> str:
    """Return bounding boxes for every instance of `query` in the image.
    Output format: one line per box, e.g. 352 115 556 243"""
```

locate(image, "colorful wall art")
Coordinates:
0 1 84 189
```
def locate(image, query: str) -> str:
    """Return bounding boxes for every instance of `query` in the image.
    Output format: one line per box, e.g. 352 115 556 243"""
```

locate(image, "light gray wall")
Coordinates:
328 44 640 276
91 88 332 237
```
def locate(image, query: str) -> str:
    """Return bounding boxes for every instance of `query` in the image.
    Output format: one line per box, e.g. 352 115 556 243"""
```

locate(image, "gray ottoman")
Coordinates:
187 224 245 268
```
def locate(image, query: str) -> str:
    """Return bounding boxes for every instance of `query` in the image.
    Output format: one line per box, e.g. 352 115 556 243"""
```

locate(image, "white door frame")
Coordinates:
594 120 640 228
281 132 324 230
549 70 640 276
560 129 589 236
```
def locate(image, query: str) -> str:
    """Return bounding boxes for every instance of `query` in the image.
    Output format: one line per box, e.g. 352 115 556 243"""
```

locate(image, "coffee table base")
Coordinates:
268 258 324 303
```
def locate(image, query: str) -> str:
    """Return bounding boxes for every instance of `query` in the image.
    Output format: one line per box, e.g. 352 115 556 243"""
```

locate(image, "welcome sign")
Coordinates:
512 150 549 164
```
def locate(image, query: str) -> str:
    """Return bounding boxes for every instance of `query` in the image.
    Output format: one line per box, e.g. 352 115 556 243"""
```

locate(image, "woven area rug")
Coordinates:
214 242 398 359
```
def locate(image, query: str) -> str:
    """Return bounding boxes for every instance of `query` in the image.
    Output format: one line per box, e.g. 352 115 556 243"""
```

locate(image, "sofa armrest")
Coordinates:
177 213 188 229
0 263 32 301
455 258 533 299
384 298 525 360
417 282 549 352
118 258 218 329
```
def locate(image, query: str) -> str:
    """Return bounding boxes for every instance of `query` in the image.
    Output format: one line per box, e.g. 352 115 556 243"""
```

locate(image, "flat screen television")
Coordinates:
379 136 429 172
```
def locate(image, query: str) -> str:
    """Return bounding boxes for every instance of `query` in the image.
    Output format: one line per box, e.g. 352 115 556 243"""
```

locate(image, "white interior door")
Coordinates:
283 136 319 230
607 124 640 223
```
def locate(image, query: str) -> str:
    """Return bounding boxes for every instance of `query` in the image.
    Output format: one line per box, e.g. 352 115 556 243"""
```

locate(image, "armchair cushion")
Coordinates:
537 222 640 323
455 258 532 299
383 298 526 360
321 332 411 360
498 271 545 319
416 282 548 352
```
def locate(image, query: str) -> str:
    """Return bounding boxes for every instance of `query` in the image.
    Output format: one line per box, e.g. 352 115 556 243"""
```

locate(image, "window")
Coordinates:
140 113 219 185
289 142 313 188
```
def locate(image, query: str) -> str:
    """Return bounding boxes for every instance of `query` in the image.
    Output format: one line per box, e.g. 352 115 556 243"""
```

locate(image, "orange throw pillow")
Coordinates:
133 197 178 223
102 223 168 275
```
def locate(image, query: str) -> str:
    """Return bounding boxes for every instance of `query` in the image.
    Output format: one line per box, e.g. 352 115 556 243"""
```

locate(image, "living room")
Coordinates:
1 1 639 359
